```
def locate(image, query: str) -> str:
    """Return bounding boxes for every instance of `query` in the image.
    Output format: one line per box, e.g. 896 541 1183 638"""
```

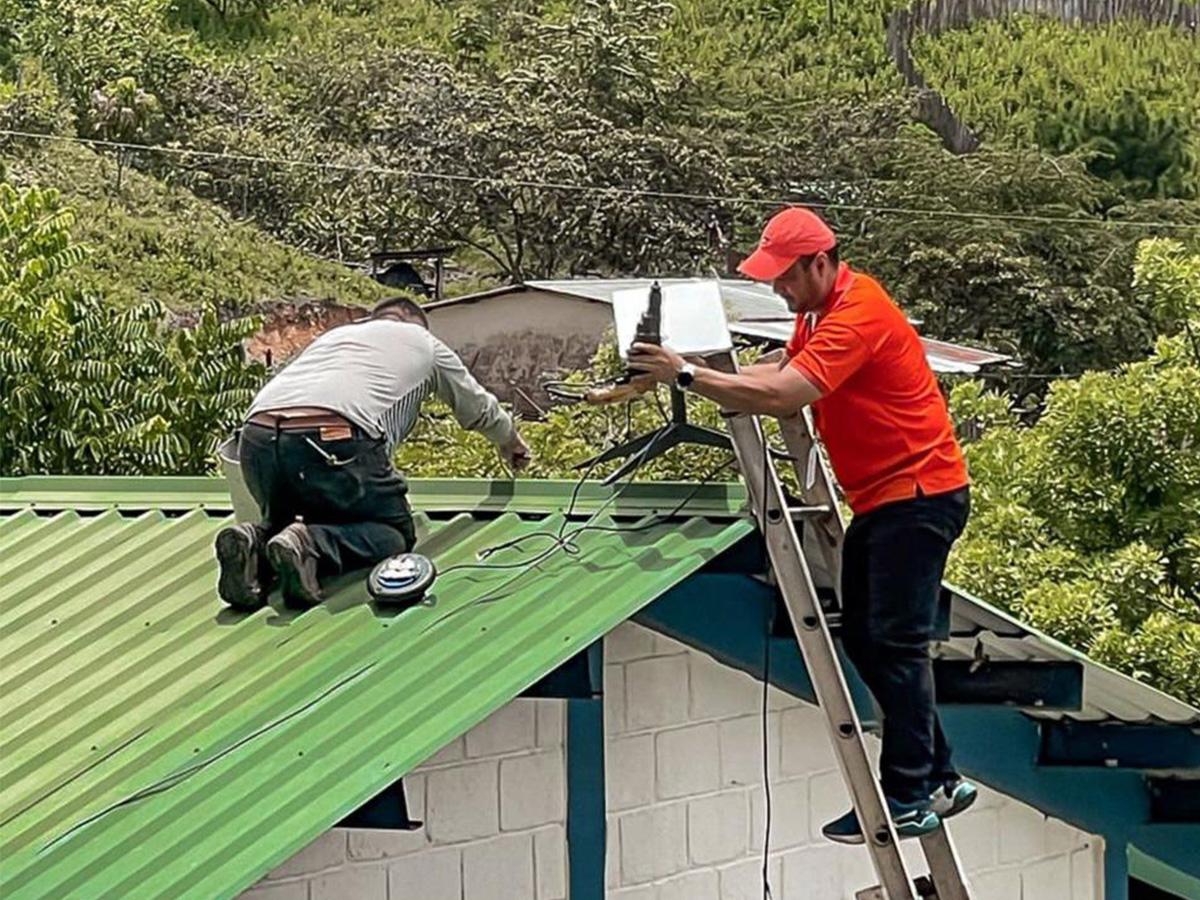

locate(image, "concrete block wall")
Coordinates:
242 699 567 900
603 623 1105 900
245 622 1105 900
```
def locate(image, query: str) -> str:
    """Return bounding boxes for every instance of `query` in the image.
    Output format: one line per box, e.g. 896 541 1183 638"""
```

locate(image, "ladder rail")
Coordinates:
775 411 845 598
724 408 915 899
776 405 973 900
712 350 972 900
708 357 915 900
920 829 971 900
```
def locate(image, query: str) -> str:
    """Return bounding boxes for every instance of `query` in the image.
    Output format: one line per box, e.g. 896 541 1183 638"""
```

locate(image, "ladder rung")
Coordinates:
789 504 832 517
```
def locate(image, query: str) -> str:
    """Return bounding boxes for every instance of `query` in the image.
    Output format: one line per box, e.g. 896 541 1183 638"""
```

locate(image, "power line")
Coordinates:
4 129 1199 233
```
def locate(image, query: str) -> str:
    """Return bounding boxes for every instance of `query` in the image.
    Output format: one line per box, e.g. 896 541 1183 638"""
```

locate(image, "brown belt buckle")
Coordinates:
319 424 353 441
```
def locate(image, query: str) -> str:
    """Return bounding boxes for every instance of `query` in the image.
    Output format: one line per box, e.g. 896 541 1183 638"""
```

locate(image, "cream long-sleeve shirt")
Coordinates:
248 318 515 451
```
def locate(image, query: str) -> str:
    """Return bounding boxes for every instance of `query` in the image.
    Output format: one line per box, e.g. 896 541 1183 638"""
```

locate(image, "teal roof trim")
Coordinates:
1129 841 1200 899
0 484 753 900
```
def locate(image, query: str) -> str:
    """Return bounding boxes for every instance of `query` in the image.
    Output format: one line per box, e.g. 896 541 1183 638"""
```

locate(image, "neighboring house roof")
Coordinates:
426 278 1013 374
940 586 1198 727
0 477 752 900
2 477 1195 898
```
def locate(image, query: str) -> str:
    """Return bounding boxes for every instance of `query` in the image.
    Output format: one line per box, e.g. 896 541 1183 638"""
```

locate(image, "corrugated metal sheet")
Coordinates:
0 485 753 900
0 476 750 519
3 476 1194 900
525 278 1014 374
942 586 1200 725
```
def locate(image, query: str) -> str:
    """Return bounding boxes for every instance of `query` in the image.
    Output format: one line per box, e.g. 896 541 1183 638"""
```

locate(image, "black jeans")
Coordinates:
238 422 416 575
839 487 970 805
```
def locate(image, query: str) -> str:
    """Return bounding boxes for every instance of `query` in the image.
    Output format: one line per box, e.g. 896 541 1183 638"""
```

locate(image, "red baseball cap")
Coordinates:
738 207 837 282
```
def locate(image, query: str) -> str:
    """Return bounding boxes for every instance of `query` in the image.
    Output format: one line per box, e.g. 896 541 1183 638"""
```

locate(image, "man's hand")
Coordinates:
500 432 532 473
628 342 686 384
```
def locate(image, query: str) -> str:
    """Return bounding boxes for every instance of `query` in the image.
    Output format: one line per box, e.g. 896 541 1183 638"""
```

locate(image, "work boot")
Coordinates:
267 522 323 609
930 777 978 819
214 522 268 609
821 797 941 845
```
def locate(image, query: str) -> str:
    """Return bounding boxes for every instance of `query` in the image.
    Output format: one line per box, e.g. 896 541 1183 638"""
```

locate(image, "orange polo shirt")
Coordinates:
786 263 969 514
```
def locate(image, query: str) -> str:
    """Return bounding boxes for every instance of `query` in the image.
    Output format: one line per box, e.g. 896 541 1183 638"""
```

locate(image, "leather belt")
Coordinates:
247 409 353 432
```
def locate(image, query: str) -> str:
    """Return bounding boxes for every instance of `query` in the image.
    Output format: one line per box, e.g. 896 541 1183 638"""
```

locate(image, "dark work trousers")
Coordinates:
839 487 970 805
238 422 416 576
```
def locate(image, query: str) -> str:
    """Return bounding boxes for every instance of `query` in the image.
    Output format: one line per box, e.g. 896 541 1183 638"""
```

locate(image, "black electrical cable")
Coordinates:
759 423 776 900
437 423 669 576
420 423 737 633
7 129 1199 232
436 450 609 575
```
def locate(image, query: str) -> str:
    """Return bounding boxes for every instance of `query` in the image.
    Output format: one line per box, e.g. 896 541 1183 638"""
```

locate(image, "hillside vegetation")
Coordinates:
914 15 1200 198
2 0 1198 373
3 142 386 309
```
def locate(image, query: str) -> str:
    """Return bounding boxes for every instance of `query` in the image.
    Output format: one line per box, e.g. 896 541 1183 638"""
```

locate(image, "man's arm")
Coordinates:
429 336 530 468
736 350 791 381
630 344 821 417
688 361 823 416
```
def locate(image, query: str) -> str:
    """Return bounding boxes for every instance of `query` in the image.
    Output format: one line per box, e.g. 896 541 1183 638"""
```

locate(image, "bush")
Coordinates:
3 141 387 310
1016 579 1119 652
914 15 1199 198
13 0 193 121
0 179 267 475
0 59 68 135
1091 614 1200 703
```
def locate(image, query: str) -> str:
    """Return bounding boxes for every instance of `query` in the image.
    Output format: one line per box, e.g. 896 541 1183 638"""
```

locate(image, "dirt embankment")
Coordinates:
245 301 365 366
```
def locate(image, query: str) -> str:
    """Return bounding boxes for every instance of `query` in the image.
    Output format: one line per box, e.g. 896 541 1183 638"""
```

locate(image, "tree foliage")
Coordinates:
914 15 1199 198
0 180 266 474
944 238 1200 703
5 0 192 123
1 141 386 310
88 76 164 192
4 0 1198 379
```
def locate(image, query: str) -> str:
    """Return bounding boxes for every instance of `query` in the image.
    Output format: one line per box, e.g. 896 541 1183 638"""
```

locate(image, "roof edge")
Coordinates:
423 284 531 309
945 581 1200 722
0 475 751 519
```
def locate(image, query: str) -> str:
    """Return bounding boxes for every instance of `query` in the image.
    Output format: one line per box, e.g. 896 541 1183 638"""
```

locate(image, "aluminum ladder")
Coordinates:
712 352 971 900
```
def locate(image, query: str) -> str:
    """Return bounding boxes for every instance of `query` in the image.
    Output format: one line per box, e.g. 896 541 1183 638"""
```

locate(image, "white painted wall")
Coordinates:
242 700 567 900
426 291 610 348
603 624 1103 900
242 622 1104 900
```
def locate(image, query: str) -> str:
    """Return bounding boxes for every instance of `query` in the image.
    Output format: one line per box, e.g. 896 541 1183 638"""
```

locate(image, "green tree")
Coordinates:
88 76 164 193
943 238 1200 703
10 0 192 119
167 0 278 42
913 15 1199 199
180 49 756 280
0 179 266 475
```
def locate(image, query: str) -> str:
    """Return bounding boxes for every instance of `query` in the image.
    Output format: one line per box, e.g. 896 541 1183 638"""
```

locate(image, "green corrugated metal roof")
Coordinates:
0 476 750 518
0 478 753 900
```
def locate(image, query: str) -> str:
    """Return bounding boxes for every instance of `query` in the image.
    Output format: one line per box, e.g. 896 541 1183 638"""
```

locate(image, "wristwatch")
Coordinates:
675 362 697 391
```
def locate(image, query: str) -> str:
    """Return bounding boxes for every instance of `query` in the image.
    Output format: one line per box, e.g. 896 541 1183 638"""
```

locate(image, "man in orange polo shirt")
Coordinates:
629 207 977 843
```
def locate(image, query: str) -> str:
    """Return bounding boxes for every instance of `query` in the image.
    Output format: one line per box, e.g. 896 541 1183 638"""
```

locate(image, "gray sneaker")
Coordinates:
267 523 323 609
215 523 267 609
